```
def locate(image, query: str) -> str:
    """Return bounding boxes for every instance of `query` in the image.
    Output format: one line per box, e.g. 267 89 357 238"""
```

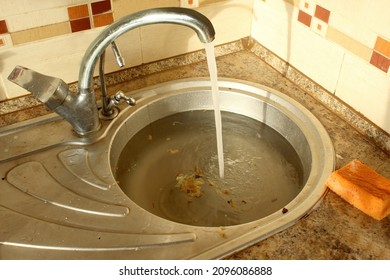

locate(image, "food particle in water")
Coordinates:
176 173 204 198
168 149 179 155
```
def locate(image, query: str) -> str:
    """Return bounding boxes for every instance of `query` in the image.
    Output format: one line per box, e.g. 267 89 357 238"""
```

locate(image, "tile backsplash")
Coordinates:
251 0 390 135
0 0 251 99
0 0 389 136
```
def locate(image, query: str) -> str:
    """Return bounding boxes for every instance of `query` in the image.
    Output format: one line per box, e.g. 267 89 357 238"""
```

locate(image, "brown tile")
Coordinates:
370 51 390 73
91 0 111 15
0 20 8 34
68 4 89 20
315 5 330 23
298 10 311 27
374 36 390 58
70 18 91 33
93 13 114 27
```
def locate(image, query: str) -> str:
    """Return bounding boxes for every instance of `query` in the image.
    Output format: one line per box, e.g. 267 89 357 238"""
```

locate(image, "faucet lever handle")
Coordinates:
114 91 136 106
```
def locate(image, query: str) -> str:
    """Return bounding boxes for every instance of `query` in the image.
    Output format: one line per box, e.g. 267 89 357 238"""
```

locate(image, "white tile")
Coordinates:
141 0 253 63
299 0 316 15
251 0 295 61
316 0 390 39
6 7 70 32
0 34 13 49
252 0 344 92
201 0 253 45
0 0 86 17
336 53 390 134
310 17 327 37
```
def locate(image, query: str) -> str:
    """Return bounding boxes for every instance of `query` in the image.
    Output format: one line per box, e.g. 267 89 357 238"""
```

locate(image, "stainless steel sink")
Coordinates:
0 78 334 259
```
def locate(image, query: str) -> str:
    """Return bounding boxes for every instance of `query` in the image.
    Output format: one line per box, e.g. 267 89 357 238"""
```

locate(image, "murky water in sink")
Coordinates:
115 111 304 227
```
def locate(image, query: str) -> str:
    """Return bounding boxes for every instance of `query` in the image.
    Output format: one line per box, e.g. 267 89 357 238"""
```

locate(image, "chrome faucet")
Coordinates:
8 8 215 135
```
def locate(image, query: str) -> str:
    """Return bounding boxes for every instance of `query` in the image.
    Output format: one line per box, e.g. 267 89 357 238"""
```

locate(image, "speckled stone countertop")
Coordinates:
1 45 389 259
100 50 390 260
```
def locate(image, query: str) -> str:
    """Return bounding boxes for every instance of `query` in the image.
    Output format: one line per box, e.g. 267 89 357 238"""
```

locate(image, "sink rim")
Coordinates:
107 77 334 252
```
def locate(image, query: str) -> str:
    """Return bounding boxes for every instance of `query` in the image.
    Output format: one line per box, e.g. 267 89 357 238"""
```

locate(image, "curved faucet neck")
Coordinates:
78 7 215 91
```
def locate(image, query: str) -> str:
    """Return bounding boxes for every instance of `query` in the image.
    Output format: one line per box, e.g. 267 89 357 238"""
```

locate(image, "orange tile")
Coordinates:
374 36 390 58
298 10 311 27
68 5 89 20
93 13 114 27
315 5 330 23
0 38 4 46
370 51 390 73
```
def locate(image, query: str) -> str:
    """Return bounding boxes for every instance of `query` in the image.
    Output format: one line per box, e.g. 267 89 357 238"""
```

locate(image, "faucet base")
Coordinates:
99 107 119 120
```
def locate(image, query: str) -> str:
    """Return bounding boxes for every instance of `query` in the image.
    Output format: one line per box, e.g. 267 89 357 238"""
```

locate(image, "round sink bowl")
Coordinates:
110 78 334 228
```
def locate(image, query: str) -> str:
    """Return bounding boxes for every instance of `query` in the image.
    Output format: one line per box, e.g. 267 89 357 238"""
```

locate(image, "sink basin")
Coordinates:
0 78 334 259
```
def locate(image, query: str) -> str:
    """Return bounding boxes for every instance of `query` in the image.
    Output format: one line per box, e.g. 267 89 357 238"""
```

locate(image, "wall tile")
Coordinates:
6 7 69 32
91 0 111 15
370 51 390 73
0 34 12 49
68 5 89 20
328 10 376 48
70 18 91 33
336 52 390 134
374 36 390 58
310 17 327 37
93 13 114 27
314 5 330 23
297 10 311 27
299 0 316 14
141 0 253 63
0 20 8 34
113 0 179 21
10 22 71 45
327 26 372 61
251 0 344 92
0 1 87 18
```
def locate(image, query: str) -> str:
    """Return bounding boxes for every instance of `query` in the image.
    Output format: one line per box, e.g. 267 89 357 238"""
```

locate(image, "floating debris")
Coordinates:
167 149 179 155
176 173 204 198
227 199 236 208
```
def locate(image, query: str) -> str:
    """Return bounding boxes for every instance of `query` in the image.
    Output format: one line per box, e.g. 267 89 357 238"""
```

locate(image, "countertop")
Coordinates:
1 47 389 259
111 50 390 259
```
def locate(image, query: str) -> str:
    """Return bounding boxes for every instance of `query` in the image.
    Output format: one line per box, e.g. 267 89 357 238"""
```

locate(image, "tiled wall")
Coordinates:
0 0 251 99
251 0 390 134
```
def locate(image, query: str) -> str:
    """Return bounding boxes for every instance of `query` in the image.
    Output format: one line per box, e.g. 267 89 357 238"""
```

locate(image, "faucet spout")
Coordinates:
78 7 215 90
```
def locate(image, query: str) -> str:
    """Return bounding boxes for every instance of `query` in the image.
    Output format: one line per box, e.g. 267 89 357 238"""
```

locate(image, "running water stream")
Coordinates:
204 42 224 178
